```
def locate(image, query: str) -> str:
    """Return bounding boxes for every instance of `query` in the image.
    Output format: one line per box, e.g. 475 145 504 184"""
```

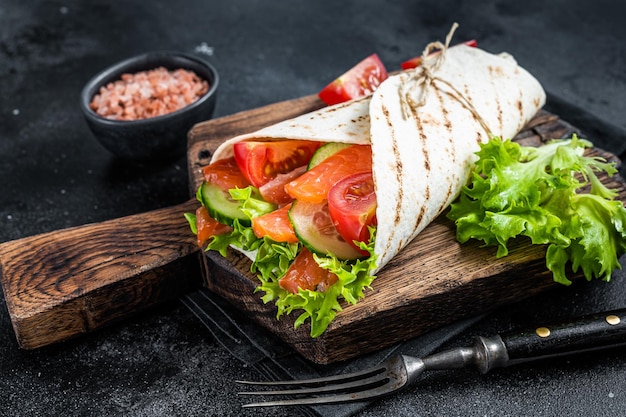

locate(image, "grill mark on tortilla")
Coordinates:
488 65 503 134
434 87 456 166
452 83 488 145
441 79 486 144
516 88 525 132
434 87 453 138
407 91 437 235
476 130 483 144
351 114 370 123
379 102 403 256
408 97 431 174
437 182 454 216
412 204 426 237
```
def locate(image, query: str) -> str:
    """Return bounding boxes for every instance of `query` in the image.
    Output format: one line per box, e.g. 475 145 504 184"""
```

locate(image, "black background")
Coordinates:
2 1 626 416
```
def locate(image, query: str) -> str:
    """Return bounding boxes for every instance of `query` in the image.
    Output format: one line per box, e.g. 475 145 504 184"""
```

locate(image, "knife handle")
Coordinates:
497 308 626 366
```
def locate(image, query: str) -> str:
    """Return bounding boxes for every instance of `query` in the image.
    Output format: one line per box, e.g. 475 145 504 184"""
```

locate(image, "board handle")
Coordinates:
0 199 202 349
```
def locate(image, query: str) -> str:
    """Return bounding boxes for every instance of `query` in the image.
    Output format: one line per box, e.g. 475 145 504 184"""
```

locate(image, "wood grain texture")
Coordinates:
187 93 626 364
0 200 202 349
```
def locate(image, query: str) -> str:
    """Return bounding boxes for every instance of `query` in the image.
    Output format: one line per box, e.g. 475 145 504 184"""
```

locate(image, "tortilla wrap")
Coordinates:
211 44 546 273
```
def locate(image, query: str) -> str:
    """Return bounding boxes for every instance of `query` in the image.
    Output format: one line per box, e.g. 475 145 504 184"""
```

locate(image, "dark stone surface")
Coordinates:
1 1 626 416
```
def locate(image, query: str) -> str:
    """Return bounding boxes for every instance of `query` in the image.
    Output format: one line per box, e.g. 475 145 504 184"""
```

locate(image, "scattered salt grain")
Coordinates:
194 42 215 56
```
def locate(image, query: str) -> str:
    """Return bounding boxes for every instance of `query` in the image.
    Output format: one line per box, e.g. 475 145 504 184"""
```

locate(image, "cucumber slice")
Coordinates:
198 182 250 227
307 142 352 169
289 200 363 260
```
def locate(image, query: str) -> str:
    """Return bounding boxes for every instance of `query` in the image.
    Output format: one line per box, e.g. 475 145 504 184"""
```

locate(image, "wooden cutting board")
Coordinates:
0 93 623 362
187 94 626 364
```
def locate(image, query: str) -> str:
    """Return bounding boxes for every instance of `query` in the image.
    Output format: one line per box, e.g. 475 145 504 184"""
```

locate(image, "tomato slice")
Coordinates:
284 145 372 204
202 157 251 190
328 172 377 253
279 247 339 293
233 140 322 188
259 165 306 206
252 203 298 243
318 54 388 106
400 40 478 70
195 206 232 248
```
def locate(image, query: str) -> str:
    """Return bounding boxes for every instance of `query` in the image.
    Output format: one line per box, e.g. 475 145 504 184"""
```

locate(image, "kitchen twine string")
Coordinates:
400 22 492 136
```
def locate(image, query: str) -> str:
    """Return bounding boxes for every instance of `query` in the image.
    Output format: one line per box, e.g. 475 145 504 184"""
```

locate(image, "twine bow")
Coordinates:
399 23 492 136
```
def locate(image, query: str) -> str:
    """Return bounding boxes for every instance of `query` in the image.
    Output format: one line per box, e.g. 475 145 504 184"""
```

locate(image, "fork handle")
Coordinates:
494 308 626 367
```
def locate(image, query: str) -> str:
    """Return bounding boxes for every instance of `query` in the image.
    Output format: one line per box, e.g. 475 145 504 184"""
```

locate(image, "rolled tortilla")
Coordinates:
211 94 373 161
210 44 546 273
370 44 545 271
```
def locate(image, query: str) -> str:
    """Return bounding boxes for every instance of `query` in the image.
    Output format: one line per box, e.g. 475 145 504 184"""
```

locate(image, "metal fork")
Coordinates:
238 308 626 407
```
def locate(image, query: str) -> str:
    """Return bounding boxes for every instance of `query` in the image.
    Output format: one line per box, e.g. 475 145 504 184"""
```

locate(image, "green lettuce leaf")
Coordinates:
206 218 262 256
184 212 197 235
229 186 276 218
448 135 626 285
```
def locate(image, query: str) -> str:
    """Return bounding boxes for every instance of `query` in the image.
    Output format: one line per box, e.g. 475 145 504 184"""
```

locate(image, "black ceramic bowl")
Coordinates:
80 51 219 161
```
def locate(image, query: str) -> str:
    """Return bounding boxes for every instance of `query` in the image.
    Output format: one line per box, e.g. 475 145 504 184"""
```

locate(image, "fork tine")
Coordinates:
237 355 417 407
241 382 397 407
236 362 386 387
238 371 388 396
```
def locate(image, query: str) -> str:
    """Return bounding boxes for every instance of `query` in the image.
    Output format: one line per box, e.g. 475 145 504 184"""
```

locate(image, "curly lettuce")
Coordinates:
256 232 377 338
447 135 626 285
